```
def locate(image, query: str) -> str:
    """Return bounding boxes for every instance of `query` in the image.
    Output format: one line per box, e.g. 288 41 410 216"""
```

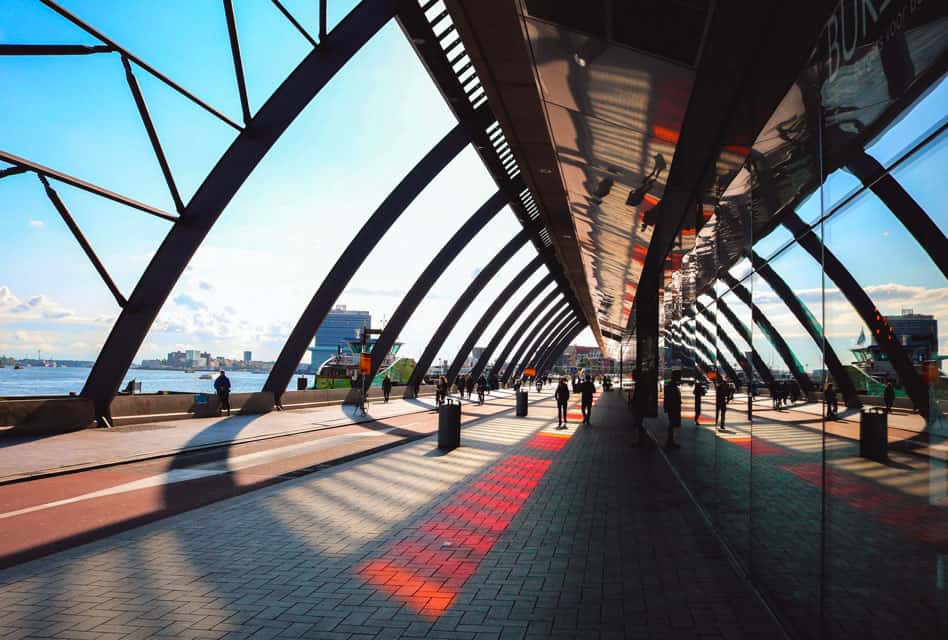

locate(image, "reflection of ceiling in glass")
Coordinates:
521 15 695 339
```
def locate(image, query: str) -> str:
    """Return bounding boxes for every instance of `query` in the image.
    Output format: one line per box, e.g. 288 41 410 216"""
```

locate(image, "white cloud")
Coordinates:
28 219 45 229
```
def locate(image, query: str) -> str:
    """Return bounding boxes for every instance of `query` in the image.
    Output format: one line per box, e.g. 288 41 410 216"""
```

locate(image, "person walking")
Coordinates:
884 381 895 413
437 375 448 408
477 374 487 405
382 374 392 403
555 377 570 429
693 380 706 424
214 370 231 416
825 382 838 420
715 379 727 431
466 375 475 400
580 375 595 425
412 376 421 400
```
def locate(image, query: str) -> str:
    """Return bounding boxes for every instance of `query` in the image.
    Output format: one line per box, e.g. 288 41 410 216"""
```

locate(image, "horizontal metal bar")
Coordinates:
0 44 113 55
38 0 243 131
0 149 178 222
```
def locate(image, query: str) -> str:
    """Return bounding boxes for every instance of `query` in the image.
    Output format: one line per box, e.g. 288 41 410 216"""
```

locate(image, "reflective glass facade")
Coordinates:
658 2 947 637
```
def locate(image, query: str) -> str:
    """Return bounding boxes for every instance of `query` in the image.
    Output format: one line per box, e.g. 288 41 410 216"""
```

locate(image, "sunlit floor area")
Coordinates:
0 391 780 639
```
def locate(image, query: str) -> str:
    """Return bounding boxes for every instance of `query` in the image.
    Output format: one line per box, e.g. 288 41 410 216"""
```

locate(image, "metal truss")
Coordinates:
749 254 860 407
467 275 556 382
536 319 580 375
538 323 585 376
782 211 928 413
445 254 543 386
404 230 530 392
520 313 576 380
364 190 508 387
693 302 739 383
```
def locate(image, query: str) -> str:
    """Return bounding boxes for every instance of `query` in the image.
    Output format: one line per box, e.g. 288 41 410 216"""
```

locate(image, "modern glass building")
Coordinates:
309 305 371 372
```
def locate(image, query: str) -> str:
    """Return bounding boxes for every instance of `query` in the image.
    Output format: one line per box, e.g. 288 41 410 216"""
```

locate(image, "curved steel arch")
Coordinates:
718 275 813 392
715 297 775 386
782 211 928 413
520 313 575 380
541 323 586 375
445 254 543 386
749 254 860 407
505 303 572 384
488 288 561 380
536 319 579 375
265 119 476 399
693 302 739 384
363 189 508 388
81 0 398 421
467 274 556 382
404 229 530 393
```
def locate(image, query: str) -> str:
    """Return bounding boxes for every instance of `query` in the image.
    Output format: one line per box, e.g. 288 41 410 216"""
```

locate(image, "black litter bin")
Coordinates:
438 399 461 450
859 407 888 462
296 376 308 391
516 391 528 417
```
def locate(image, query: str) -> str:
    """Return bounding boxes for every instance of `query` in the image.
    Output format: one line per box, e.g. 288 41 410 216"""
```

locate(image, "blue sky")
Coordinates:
1 1 945 382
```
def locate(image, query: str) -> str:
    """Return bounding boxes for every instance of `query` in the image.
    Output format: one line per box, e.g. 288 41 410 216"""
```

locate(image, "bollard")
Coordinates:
516 390 528 417
438 398 461 450
859 407 888 462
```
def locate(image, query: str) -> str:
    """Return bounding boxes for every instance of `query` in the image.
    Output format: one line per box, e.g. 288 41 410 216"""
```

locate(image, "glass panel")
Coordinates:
822 171 948 639
889 129 948 236
749 246 823 640
866 75 948 169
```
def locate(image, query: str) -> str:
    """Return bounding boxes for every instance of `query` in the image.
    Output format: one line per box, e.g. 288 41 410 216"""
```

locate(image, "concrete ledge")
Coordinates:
0 397 95 435
110 391 275 426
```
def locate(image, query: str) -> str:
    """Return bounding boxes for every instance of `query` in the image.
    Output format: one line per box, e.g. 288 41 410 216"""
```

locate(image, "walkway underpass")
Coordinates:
1 1 946 638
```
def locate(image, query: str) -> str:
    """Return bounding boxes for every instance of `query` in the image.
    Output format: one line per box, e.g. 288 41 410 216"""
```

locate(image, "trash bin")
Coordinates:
296 376 308 391
438 399 461 450
516 391 528 417
859 407 888 462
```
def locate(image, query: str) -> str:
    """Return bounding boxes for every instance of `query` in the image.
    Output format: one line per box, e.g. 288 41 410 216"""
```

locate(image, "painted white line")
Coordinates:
0 426 403 520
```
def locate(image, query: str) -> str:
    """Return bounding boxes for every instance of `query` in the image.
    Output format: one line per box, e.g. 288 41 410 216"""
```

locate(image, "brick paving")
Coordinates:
0 390 781 639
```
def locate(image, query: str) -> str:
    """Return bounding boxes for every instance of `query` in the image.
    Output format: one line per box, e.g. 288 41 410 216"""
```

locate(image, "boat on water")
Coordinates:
13 364 22 370
199 373 213 380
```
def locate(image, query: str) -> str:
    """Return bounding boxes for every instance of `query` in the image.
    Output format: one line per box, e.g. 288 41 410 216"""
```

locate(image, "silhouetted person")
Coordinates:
715 379 727 431
488 373 498 395
455 375 465 398
693 380 706 423
382 374 392 403
413 376 421 399
770 380 779 410
580 375 595 425
214 370 231 416
825 382 838 420
663 371 682 448
466 375 475 399
477 375 487 405
884 381 895 413
436 375 448 407
555 377 570 429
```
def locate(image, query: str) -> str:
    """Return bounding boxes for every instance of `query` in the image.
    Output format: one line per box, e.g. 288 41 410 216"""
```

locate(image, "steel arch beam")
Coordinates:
715 297 775 386
693 302 739 384
521 313 575 379
468 274 555 382
719 275 813 392
536 319 579 375
365 190 507 387
445 254 543 386
266 119 475 399
847 151 948 278
749 254 860 407
405 229 530 394
782 210 928 414
488 288 561 381
82 0 397 422
539 322 585 375
505 303 572 384
501 301 568 383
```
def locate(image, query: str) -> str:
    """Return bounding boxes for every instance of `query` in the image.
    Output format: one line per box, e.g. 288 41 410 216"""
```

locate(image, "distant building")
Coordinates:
309 305 371 373
167 350 187 367
851 310 938 380
243 350 252 362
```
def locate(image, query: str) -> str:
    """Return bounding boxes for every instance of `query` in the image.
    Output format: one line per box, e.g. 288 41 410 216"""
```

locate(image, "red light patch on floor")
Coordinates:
783 463 948 547
727 437 788 456
357 441 565 618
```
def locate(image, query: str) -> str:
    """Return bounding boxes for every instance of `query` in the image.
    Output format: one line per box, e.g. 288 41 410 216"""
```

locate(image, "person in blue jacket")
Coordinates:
214 370 232 416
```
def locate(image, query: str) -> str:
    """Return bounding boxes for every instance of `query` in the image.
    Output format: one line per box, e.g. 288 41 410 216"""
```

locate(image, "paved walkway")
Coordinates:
0 393 519 483
0 391 780 639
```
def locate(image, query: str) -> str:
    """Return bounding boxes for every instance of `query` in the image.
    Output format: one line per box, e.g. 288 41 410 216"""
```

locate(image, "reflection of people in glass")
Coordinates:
825 382 838 420
693 380 706 423
715 379 728 430
663 371 682 448
884 381 895 413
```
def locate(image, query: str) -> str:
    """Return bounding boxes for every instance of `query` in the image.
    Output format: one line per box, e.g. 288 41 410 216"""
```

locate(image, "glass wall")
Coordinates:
654 2 947 638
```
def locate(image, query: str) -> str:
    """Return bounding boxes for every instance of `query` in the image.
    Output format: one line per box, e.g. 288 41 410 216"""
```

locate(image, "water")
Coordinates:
0 367 315 397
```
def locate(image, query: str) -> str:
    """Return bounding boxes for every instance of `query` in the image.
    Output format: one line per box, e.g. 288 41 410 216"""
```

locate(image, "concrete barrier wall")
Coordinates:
0 397 95 435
